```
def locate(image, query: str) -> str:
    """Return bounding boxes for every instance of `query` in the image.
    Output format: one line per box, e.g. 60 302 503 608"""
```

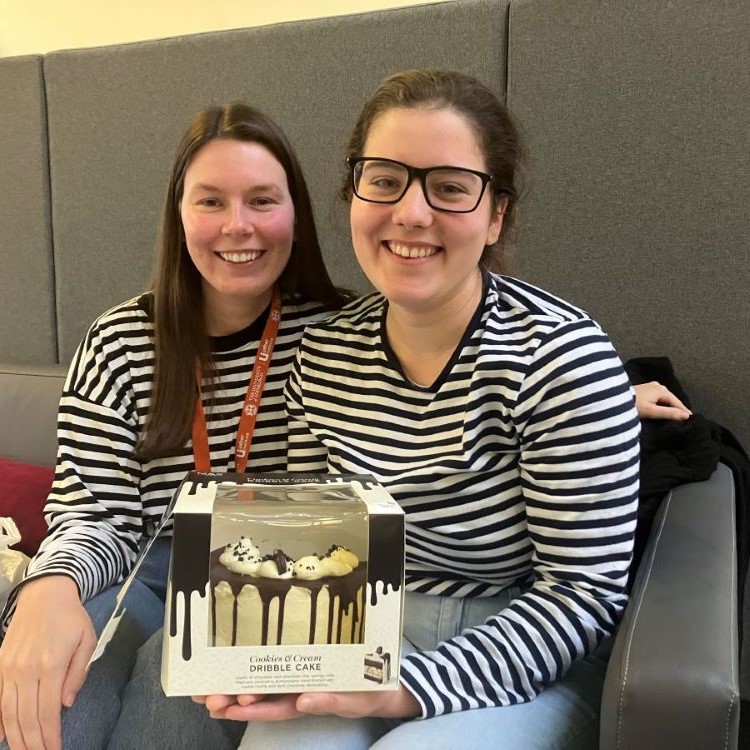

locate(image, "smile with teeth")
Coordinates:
386 241 439 259
217 250 263 264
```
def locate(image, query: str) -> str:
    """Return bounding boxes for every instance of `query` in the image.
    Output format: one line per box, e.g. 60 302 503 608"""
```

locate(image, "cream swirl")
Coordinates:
219 536 262 575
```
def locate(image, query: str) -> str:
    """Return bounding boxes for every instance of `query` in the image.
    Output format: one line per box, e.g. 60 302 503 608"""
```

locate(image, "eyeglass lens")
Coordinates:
353 159 485 211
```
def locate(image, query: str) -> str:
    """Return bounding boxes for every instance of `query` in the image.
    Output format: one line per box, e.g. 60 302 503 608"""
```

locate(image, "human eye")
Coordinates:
428 169 480 205
434 181 470 196
358 162 405 198
250 196 277 208
196 196 223 209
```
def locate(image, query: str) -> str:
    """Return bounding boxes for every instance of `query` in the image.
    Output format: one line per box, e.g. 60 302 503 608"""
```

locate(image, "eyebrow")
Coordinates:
189 182 284 193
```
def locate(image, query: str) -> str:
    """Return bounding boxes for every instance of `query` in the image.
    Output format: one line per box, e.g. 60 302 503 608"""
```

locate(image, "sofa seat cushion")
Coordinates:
0 456 53 556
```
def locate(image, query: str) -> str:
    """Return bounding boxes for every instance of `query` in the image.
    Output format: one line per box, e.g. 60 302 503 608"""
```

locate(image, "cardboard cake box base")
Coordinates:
157 472 404 696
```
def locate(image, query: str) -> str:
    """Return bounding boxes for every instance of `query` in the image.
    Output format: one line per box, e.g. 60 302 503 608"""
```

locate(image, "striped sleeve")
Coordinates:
7 312 146 610
1 297 325 633
285 348 329 473
399 318 640 716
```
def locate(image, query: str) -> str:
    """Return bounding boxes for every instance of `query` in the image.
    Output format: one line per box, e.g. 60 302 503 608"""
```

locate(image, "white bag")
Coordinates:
0 518 31 608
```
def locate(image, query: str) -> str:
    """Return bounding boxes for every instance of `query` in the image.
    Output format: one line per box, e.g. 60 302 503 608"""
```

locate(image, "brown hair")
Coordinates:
342 69 526 272
138 102 346 459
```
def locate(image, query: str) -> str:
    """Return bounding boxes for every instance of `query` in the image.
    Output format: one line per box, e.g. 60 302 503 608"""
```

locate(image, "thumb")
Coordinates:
296 692 336 715
61 629 96 707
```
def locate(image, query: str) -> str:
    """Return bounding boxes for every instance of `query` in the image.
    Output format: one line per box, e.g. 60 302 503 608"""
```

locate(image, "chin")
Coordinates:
385 287 436 311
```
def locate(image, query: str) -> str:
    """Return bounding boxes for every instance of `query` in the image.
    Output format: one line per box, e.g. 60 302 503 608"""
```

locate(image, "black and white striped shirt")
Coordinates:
285 273 640 717
2 294 330 630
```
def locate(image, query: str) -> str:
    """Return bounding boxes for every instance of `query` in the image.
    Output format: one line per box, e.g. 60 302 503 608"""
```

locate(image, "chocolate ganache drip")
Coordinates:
170 513 211 660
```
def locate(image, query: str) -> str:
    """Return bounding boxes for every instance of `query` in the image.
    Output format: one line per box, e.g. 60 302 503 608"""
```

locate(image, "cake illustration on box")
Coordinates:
364 646 391 684
210 539 366 646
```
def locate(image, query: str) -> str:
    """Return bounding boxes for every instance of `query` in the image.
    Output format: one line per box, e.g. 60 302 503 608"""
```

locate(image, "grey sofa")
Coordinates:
1 0 747 747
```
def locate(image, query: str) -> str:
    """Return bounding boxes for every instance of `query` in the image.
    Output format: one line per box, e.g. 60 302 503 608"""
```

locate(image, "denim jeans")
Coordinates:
238 588 611 750
121 586 611 750
0 538 242 750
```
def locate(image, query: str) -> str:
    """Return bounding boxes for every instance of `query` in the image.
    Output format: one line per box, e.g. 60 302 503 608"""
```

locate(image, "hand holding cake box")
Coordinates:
161 472 404 696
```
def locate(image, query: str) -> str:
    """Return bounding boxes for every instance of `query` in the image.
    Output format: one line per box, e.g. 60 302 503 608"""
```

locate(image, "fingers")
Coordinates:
296 692 337 715
60 626 96 709
3 678 51 750
634 381 692 421
220 693 300 722
0 676 22 750
0 673 4 744
645 404 691 421
236 694 265 707
0 579 90 750
198 693 268 720
19 675 58 750
203 694 237 713
294 691 377 718
653 384 690 413
295 687 421 720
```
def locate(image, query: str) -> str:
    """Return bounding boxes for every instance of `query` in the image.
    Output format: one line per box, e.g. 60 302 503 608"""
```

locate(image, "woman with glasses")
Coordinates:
202 69 643 750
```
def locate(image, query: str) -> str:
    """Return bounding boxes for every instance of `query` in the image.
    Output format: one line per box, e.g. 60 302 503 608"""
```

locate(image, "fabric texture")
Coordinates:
506 0 750 454
285 273 640 718
0 456 53 556
0 56 56 365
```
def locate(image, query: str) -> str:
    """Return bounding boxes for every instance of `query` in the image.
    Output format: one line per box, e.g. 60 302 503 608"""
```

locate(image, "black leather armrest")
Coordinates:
600 463 740 749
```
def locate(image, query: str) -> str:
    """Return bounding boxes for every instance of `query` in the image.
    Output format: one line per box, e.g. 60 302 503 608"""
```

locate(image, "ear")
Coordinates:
485 194 508 247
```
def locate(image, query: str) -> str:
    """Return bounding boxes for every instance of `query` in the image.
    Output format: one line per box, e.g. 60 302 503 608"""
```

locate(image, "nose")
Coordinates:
222 203 254 236
391 179 433 228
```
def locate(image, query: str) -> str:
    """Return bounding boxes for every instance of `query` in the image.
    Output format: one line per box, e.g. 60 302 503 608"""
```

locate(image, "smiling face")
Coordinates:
180 138 295 329
350 106 505 316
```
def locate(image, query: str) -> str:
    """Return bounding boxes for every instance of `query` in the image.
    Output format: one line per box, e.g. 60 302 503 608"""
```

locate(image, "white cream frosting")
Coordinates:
219 536 262 575
220 539 360 580
293 555 327 580
326 545 359 569
253 551 295 579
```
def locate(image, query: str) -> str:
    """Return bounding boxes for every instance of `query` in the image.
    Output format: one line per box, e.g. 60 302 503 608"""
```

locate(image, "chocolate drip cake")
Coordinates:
210 539 366 646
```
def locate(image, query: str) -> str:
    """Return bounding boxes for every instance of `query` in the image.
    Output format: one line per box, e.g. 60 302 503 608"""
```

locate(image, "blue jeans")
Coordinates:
0 538 240 750
239 587 610 749
125 587 610 750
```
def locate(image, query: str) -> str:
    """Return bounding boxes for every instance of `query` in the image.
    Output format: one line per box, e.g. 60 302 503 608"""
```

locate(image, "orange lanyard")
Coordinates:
192 287 282 473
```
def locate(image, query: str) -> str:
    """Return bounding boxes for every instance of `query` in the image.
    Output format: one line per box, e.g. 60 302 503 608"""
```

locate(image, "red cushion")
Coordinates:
0 456 54 557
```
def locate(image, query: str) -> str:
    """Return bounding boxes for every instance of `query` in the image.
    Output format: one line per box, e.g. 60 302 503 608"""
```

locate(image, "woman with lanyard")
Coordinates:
202 69 678 749
0 102 347 750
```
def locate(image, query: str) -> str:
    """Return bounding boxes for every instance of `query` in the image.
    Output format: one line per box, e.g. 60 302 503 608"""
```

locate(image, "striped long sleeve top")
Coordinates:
284 273 640 718
1 294 330 632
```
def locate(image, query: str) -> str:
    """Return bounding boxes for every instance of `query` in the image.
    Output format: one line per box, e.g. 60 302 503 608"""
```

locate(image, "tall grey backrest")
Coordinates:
0 0 748 449
507 0 750 447
40 0 508 362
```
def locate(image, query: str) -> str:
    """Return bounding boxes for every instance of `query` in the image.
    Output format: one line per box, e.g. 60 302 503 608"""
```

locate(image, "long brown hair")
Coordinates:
342 69 526 273
137 103 345 459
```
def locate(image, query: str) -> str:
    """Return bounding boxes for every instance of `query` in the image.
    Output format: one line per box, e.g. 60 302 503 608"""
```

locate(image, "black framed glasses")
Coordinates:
347 156 506 214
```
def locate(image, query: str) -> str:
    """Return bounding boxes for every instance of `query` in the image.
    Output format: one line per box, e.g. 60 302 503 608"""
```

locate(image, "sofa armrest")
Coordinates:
600 463 740 749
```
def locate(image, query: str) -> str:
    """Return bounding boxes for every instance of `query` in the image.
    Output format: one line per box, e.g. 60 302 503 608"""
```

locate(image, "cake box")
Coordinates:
160 471 404 696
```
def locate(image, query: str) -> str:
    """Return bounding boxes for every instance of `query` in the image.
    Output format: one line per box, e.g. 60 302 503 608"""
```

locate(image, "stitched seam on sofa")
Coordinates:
0 370 64 379
502 0 511 105
39 55 59 364
616 489 674 750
